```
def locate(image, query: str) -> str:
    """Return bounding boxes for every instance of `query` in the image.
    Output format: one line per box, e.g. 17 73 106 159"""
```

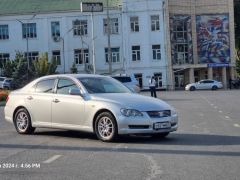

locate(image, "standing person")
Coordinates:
149 76 157 98
229 78 232 90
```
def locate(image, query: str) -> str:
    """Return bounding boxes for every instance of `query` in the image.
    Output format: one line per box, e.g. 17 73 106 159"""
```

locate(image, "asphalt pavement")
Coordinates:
0 90 239 180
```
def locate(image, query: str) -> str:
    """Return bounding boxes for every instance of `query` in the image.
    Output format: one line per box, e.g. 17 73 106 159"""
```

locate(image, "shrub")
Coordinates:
0 90 9 102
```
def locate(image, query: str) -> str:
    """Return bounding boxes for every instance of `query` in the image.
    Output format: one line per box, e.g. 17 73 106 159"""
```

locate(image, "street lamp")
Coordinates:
16 14 36 79
80 2 103 74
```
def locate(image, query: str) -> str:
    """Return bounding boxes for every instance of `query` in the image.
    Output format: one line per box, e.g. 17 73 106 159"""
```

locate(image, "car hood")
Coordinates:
90 93 172 111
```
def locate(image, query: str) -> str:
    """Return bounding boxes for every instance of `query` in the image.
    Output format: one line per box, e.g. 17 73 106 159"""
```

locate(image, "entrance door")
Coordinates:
175 73 184 89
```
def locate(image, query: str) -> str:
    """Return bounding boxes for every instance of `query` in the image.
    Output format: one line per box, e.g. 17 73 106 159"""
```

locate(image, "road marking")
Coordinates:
218 111 223 113
225 116 230 119
234 124 240 128
43 155 62 164
214 106 218 109
143 154 163 180
211 104 214 106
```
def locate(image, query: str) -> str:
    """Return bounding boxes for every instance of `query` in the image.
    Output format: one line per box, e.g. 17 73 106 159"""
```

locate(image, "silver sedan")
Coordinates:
5 74 178 142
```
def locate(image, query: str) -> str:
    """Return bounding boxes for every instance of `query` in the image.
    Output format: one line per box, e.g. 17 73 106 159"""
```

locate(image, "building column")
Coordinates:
222 67 227 89
189 68 194 83
208 67 213 80
230 67 236 80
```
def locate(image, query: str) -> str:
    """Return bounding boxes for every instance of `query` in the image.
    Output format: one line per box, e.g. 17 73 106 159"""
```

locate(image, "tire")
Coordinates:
190 86 196 91
95 112 118 142
14 108 35 134
212 85 218 90
152 132 169 138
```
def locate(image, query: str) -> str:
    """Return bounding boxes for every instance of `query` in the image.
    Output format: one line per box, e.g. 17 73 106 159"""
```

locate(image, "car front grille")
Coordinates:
147 110 171 118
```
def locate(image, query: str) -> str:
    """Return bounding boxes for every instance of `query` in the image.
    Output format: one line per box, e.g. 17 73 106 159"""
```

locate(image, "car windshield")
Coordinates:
78 77 132 94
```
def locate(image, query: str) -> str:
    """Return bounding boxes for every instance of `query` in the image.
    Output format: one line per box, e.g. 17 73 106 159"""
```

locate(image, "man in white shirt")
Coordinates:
149 76 157 98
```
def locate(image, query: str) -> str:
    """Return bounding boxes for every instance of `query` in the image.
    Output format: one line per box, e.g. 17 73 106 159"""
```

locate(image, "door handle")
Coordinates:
27 96 33 100
53 99 60 103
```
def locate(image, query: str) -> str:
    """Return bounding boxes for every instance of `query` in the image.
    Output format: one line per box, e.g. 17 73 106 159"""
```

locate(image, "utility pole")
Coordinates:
91 6 96 74
107 0 112 75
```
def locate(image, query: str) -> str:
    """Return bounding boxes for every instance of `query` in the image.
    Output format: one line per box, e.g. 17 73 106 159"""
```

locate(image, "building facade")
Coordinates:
166 0 235 89
0 0 167 89
0 0 236 90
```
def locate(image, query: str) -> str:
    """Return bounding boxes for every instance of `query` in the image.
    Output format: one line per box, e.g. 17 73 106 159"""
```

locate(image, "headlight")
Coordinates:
120 108 143 117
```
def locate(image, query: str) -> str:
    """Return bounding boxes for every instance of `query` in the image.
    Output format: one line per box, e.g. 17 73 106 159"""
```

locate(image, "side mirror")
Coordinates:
69 88 81 96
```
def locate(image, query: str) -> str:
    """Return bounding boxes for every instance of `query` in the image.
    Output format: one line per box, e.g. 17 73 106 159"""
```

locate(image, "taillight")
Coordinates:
6 96 9 103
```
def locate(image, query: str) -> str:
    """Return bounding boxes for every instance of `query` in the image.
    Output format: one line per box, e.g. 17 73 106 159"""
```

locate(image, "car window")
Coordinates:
78 77 131 94
57 79 79 95
35 79 55 93
112 76 131 83
0 78 5 81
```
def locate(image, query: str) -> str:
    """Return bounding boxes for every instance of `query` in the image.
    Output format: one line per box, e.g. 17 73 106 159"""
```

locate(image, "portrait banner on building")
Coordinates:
196 14 230 64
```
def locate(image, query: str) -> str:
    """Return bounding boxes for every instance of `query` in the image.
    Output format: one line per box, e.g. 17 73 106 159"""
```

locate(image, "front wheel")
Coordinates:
95 112 118 142
212 85 218 90
14 108 35 134
190 86 196 91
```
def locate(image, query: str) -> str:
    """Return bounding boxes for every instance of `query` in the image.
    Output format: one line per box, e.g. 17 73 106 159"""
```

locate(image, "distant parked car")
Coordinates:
112 74 140 93
0 77 13 90
185 80 223 91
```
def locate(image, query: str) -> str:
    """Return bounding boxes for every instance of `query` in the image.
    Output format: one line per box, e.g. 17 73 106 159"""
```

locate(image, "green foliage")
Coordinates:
235 0 240 45
70 63 78 74
11 53 29 89
1 60 16 77
33 52 57 77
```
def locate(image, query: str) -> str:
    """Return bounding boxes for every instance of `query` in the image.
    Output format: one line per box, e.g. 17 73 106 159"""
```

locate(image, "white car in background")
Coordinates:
0 77 13 89
112 74 140 93
185 80 223 91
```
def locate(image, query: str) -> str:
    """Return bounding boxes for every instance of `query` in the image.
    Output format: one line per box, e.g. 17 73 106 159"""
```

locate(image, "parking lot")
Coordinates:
0 90 240 180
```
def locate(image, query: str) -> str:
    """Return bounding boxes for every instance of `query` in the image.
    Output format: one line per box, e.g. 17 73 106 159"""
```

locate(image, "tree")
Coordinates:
33 52 57 77
1 60 16 77
235 0 240 45
70 63 78 74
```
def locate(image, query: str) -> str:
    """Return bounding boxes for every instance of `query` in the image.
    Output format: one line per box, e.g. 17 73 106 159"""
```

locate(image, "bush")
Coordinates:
0 90 9 102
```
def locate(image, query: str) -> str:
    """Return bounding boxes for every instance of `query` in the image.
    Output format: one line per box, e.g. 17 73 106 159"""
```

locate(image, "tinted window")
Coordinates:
35 79 55 93
57 79 79 95
78 77 131 94
112 76 131 83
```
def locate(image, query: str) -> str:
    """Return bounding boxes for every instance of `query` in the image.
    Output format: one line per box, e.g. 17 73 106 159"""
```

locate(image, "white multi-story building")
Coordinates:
0 0 168 89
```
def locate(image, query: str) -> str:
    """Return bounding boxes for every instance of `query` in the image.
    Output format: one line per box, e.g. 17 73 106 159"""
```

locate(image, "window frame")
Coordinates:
34 79 56 94
73 20 88 36
103 18 119 35
51 21 60 37
132 45 141 61
151 15 160 31
130 16 139 32
105 47 120 63
55 78 80 95
22 23 37 39
52 50 61 66
0 25 9 40
152 44 161 61
74 49 89 65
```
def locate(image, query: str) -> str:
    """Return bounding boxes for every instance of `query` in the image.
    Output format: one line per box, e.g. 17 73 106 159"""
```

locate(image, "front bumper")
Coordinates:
117 113 178 135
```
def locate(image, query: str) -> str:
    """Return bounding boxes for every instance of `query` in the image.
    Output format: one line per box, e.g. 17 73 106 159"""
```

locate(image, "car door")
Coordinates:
51 78 85 128
25 78 56 126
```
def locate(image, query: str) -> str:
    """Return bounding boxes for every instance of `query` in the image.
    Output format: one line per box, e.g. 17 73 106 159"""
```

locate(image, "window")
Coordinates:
152 45 161 60
134 74 143 88
130 17 139 32
105 47 120 63
35 79 55 93
24 52 39 61
22 23 37 38
73 20 88 36
154 73 162 88
74 49 89 65
132 46 141 61
151 15 160 31
0 53 10 65
52 50 61 65
103 18 119 34
176 44 188 64
0 25 9 40
57 79 79 95
51 21 60 37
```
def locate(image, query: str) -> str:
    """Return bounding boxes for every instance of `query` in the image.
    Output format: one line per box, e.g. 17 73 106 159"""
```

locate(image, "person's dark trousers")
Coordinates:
150 87 157 98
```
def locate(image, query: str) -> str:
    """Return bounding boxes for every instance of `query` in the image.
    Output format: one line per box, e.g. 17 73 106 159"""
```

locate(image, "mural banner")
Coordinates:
196 14 230 64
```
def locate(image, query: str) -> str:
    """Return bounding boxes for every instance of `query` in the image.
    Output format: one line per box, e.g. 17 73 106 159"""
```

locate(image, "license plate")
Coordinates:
153 122 171 130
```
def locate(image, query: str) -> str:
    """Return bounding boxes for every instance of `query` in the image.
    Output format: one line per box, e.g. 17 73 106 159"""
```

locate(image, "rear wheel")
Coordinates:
190 86 196 91
14 108 35 134
212 85 218 90
95 112 118 142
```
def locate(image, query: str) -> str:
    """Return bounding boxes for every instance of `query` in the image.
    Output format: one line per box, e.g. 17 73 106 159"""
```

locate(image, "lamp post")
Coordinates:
16 14 36 80
80 2 103 74
106 0 112 75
